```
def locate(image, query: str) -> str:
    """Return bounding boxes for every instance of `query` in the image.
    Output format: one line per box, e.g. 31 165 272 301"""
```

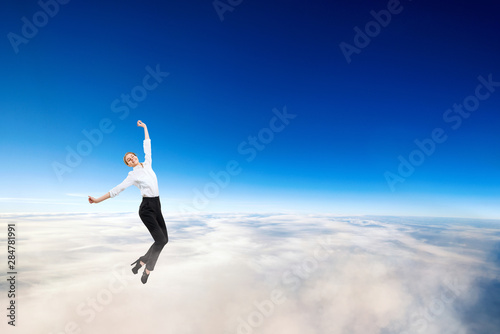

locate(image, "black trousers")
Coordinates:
138 196 168 271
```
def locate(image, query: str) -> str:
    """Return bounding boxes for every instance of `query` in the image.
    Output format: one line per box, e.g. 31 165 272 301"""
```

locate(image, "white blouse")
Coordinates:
109 139 160 198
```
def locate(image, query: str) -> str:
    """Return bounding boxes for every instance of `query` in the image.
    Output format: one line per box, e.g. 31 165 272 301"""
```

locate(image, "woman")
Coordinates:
88 120 168 284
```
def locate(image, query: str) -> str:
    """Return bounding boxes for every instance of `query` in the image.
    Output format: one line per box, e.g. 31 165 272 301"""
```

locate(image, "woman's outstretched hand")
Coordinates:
138 120 150 140
88 193 111 204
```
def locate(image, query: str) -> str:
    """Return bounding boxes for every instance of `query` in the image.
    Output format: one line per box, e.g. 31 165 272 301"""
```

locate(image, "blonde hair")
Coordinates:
123 152 137 166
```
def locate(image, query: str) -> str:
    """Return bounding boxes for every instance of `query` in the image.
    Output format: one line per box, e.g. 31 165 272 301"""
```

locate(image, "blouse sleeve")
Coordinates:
109 173 135 198
143 139 152 166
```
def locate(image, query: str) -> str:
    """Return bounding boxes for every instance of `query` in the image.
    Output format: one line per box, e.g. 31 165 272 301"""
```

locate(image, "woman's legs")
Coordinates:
139 197 168 272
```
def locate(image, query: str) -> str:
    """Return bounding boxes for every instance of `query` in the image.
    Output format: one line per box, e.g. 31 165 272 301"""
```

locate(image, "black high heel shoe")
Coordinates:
131 259 143 275
141 268 150 284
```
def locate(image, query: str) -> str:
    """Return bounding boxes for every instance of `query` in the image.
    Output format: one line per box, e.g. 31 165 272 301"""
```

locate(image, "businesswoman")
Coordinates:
88 120 168 284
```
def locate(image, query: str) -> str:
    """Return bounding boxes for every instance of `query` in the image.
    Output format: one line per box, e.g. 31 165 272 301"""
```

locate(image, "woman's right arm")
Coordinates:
88 192 111 204
89 173 134 204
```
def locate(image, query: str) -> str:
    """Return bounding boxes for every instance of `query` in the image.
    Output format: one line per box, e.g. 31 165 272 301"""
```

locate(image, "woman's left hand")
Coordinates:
137 120 147 128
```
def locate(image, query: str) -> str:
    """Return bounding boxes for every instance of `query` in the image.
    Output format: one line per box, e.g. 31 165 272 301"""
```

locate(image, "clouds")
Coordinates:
0 213 499 334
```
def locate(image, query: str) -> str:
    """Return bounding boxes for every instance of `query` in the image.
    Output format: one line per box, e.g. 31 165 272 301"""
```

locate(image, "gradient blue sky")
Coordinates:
1 0 499 217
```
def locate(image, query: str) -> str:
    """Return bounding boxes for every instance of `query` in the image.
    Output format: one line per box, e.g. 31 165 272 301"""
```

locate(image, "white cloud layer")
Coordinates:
1 213 499 334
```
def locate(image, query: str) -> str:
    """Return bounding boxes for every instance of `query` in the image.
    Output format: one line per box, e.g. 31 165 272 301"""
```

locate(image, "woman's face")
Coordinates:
125 153 139 167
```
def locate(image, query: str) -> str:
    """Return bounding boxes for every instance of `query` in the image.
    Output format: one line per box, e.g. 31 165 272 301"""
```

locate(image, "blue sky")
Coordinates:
1 0 499 217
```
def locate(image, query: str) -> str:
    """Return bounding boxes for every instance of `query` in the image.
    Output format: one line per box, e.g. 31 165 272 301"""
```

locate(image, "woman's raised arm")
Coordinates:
137 120 149 140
